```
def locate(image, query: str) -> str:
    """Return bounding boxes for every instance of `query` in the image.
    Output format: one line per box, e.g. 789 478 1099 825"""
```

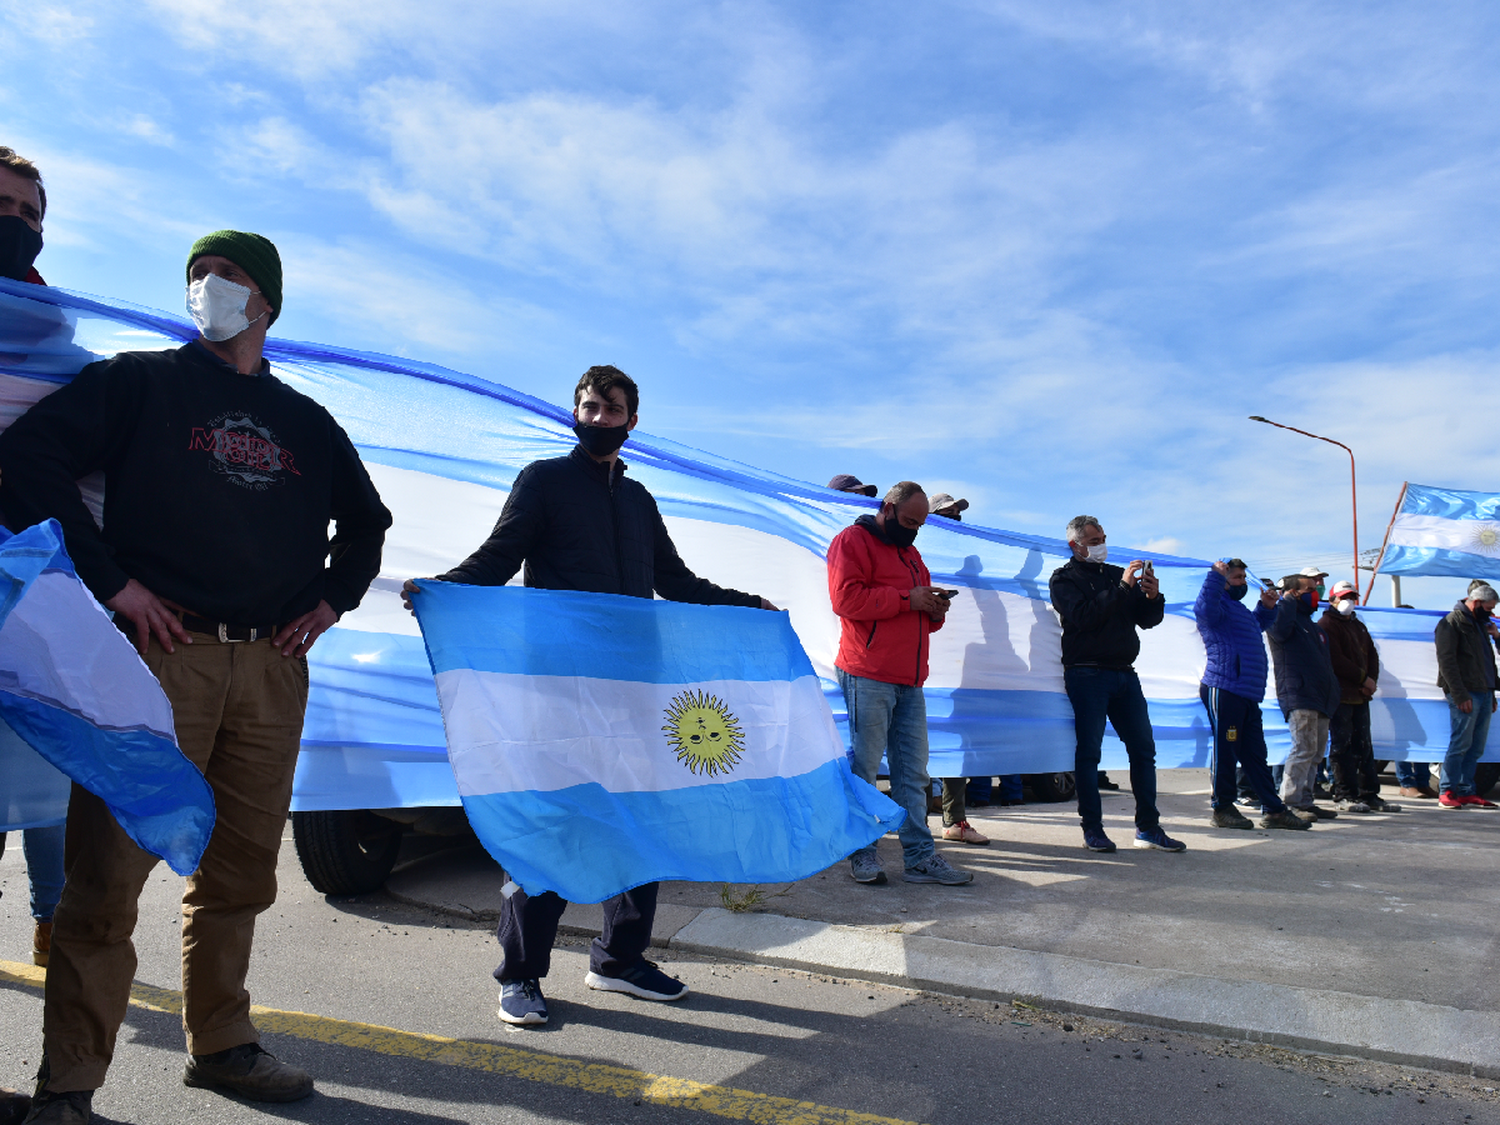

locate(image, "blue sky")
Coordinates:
7 1 1500 607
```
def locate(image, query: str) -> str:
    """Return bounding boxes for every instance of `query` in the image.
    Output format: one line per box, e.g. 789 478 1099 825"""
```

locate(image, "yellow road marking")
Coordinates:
0 961 921 1125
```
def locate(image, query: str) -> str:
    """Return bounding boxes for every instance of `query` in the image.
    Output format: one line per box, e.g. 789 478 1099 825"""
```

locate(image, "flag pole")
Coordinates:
1363 481 1408 606
1248 416 1359 597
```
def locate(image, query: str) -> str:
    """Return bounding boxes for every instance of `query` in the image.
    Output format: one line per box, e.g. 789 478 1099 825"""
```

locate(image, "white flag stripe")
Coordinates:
437 671 842 795
1390 513 1500 557
0 571 176 739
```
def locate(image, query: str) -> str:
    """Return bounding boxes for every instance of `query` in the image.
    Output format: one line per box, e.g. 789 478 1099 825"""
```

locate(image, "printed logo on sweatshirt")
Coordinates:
188 412 301 490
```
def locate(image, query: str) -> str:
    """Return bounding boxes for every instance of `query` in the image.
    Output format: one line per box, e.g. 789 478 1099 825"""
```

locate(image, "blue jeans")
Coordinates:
1440 691 1494 796
23 823 66 921
1064 666 1160 833
838 669 934 866
1394 761 1432 789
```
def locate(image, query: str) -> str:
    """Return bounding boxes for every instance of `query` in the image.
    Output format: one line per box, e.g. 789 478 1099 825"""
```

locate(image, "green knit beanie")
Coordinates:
186 230 283 325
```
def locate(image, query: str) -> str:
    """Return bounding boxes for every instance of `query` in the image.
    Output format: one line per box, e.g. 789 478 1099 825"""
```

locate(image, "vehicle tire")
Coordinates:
292 810 404 896
1026 771 1076 803
1476 763 1500 798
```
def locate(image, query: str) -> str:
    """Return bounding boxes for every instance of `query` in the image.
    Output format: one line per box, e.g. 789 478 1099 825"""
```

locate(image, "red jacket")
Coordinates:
827 516 944 686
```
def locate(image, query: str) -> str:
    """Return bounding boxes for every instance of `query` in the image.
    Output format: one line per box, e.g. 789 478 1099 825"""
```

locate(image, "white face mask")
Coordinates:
1085 544 1108 564
187 273 266 342
1336 598 1355 616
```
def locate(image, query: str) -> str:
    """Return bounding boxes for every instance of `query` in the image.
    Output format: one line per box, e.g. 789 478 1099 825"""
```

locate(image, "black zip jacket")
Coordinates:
440 445 761 606
1267 596 1340 718
0 343 391 624
1049 556 1165 669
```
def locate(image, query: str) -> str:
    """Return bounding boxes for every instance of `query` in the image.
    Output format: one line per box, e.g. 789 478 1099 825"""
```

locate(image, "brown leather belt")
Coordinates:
179 614 279 643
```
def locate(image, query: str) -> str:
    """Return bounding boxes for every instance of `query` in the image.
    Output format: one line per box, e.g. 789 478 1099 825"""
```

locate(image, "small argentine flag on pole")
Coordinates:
413 582 906 903
1379 483 1500 579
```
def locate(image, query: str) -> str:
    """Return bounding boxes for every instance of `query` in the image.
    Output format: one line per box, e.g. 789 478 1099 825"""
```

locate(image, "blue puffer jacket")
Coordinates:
1267 595 1340 718
1193 569 1275 701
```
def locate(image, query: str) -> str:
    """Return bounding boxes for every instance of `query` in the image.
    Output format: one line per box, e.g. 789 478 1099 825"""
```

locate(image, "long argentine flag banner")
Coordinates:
1382 483 1500 580
0 275 1492 835
0 519 213 874
414 582 904 900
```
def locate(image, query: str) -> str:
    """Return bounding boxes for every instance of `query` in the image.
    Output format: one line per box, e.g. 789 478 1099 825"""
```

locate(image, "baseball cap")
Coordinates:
827 474 877 496
928 493 969 514
1329 580 1358 600
1299 566 1329 579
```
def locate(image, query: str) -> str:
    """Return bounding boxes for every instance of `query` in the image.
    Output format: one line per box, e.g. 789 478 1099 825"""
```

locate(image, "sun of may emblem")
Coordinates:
662 689 746 777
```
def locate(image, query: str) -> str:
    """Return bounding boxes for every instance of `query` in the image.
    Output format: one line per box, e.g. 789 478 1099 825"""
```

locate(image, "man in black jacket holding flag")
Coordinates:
404 364 775 1029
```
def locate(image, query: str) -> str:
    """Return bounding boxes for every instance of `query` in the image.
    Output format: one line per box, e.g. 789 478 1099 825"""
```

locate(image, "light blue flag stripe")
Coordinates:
461 759 901 904
417 583 813 683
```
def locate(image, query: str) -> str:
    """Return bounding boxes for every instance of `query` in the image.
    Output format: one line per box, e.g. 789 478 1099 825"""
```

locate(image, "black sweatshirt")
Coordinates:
1049 556 1165 669
442 445 760 606
0 342 392 625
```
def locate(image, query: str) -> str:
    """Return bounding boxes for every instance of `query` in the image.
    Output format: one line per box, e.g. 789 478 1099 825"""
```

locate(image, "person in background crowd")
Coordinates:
1 230 393 1120
405 365 778 1028
1193 558 1308 831
926 492 988 846
828 481 972 885
828 473 877 497
1050 515 1184 853
0 146 61 1125
1434 583 1500 809
0 145 68 974
1267 572 1340 822
1322 581 1400 814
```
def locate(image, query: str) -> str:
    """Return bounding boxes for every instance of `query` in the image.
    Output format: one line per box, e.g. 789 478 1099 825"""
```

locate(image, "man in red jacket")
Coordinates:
827 481 972 886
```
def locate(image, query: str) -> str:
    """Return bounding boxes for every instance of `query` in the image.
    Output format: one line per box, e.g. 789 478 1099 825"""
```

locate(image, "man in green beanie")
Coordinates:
0 231 393 1120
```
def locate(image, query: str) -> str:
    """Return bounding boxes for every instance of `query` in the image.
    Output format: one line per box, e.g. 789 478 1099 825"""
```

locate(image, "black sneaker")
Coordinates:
585 960 689 1002
184 1043 313 1103
22 1088 92 1123
1260 809 1312 830
1082 827 1116 852
1209 807 1254 830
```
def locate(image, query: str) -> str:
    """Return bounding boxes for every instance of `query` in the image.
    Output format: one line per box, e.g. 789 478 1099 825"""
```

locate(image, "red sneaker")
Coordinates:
1438 790 1465 808
1465 795 1498 809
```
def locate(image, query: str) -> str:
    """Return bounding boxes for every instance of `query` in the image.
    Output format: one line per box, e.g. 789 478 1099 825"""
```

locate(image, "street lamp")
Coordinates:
1248 416 1360 602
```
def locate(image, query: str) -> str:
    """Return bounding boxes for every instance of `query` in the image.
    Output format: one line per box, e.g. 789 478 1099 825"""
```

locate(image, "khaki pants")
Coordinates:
41 632 308 1092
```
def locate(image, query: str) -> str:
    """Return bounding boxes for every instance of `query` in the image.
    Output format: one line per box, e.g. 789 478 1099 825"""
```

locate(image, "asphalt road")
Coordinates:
3 836 1498 1125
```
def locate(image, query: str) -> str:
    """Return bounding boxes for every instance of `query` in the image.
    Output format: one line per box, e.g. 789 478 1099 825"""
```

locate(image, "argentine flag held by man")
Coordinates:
413 580 905 903
0 519 214 875
1382 483 1500 579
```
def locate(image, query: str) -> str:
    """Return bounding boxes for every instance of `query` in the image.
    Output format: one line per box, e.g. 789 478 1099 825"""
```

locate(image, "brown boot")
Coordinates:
184 1044 313 1102
33 921 51 968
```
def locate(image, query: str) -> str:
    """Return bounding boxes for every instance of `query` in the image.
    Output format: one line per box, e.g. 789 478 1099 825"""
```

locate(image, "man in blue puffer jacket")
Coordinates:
1194 559 1309 831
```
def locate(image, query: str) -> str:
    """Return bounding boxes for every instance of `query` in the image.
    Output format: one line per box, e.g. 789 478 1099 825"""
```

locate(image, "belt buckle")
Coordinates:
217 623 258 644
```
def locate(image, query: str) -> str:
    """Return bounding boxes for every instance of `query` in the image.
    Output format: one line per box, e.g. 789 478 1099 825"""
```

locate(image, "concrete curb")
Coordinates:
667 908 1500 1078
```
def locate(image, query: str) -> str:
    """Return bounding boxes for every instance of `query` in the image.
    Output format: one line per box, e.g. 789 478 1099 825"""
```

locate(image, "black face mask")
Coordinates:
1477 606 1493 621
1227 583 1250 601
573 422 629 458
880 513 919 548
0 215 43 282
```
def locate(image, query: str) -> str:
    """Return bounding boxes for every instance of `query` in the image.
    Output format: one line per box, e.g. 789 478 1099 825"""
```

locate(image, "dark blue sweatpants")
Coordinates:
1200 684 1285 814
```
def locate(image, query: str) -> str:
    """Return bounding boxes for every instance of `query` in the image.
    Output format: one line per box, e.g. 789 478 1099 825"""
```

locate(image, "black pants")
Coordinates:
1329 701 1379 800
1200 685 1284 813
493 882 659 983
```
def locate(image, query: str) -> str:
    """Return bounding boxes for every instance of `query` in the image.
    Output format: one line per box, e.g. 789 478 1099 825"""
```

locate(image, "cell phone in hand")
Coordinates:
935 588 959 600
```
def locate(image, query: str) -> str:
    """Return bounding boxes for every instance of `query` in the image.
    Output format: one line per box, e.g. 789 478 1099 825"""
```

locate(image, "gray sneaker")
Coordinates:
903 852 973 885
1334 798 1372 814
1365 796 1403 813
849 853 887 885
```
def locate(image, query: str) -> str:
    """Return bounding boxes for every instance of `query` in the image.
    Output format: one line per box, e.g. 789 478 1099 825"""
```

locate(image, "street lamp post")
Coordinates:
1248 416 1360 602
